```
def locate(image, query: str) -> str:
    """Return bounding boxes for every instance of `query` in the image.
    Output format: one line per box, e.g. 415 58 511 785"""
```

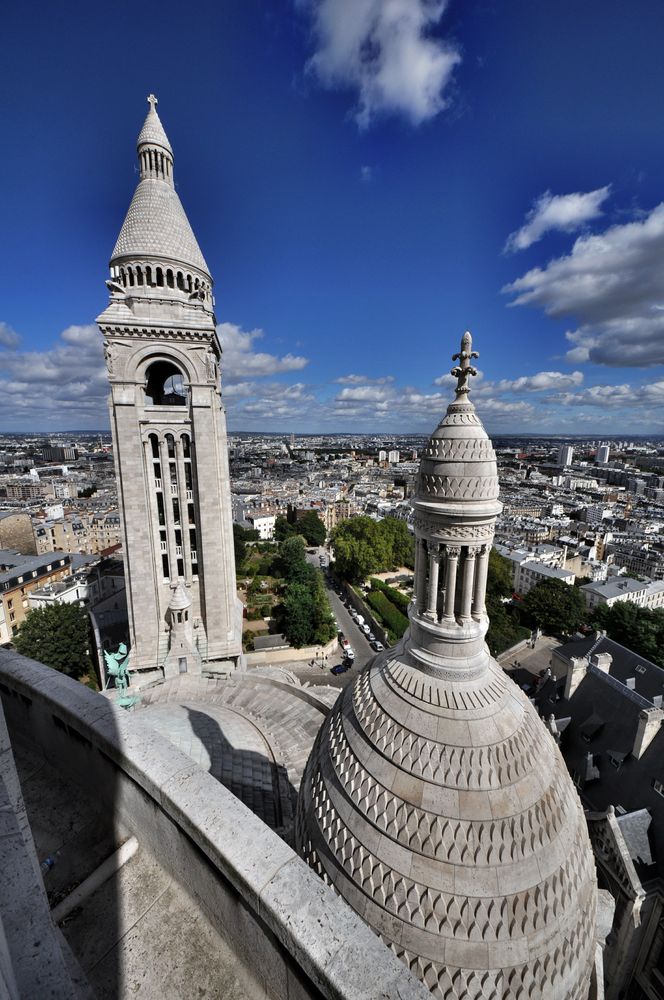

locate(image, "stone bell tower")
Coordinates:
97 95 242 678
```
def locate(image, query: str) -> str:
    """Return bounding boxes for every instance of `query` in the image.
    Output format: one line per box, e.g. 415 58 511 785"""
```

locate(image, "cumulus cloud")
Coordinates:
504 186 610 253
503 203 664 366
482 370 584 394
335 373 394 384
548 380 664 408
0 322 21 348
336 385 392 402
0 324 108 427
217 323 309 380
299 0 461 127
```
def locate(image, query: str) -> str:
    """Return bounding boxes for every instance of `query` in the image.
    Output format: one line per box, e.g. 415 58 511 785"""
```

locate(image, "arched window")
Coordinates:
186 274 192 292
176 271 184 290
156 267 164 287
128 268 135 287
120 268 126 286
166 269 174 288
145 360 187 406
149 433 159 458
146 266 152 285
194 278 200 290
136 266 144 286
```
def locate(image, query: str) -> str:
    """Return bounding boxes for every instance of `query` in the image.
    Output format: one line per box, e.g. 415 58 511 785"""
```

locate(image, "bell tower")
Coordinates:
97 96 242 679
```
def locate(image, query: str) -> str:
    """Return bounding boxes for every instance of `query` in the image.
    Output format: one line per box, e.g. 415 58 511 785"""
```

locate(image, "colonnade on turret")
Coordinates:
413 537 492 625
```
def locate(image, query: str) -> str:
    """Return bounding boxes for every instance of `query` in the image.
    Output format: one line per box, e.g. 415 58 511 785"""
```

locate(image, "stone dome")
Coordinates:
296 331 599 999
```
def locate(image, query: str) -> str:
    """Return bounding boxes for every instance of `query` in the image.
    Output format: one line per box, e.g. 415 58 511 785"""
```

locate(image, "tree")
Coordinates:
590 601 664 667
297 511 326 547
14 603 93 680
379 517 415 569
485 549 513 603
277 535 308 581
330 517 390 582
274 516 298 541
522 579 586 635
280 583 314 647
233 523 259 568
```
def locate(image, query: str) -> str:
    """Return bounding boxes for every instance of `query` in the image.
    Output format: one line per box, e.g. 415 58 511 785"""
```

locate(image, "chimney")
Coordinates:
590 652 612 674
632 707 664 760
654 695 663 709
626 678 636 690
565 656 589 699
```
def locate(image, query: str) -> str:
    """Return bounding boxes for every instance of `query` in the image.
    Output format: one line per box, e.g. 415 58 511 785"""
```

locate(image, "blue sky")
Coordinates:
2 0 664 434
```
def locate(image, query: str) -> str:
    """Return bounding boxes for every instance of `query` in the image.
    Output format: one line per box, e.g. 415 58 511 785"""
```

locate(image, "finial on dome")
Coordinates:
451 330 479 396
147 93 158 111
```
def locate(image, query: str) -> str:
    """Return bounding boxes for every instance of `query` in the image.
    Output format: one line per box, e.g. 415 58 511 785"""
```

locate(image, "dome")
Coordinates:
296 331 599 999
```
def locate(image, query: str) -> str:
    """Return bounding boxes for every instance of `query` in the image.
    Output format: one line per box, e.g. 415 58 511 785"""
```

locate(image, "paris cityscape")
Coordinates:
3 2 664 999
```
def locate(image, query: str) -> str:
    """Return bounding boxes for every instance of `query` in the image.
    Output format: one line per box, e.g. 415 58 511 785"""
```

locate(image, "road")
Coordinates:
285 549 378 689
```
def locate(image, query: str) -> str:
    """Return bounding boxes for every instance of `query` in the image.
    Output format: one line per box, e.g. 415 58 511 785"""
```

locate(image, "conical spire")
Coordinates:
137 94 173 156
109 95 210 277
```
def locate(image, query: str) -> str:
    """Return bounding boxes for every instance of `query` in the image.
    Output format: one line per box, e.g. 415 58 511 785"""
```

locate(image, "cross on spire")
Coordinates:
450 330 479 396
147 93 158 111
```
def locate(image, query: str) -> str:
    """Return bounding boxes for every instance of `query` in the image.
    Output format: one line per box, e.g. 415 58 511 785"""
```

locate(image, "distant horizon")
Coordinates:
4 429 664 443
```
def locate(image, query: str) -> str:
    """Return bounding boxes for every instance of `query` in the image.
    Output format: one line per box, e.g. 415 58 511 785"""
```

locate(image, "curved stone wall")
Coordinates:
0 650 428 1000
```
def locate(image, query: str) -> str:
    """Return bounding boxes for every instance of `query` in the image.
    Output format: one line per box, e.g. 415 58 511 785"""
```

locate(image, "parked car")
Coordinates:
331 663 349 675
370 640 384 652
360 623 370 635
341 638 350 650
345 647 355 660
368 632 376 642
337 630 345 641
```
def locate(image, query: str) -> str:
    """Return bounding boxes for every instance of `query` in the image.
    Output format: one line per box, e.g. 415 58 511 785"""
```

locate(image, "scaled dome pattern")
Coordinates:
296 333 598 999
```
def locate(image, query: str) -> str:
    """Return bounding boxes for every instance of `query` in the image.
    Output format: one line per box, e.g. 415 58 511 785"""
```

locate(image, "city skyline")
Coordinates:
3 1 664 434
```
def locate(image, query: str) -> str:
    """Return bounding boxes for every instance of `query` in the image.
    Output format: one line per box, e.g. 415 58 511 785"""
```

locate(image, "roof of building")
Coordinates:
111 178 210 275
581 578 646 599
136 102 173 155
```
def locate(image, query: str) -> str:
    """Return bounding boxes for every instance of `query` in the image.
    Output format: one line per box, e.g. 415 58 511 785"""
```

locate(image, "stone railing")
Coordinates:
0 650 428 1000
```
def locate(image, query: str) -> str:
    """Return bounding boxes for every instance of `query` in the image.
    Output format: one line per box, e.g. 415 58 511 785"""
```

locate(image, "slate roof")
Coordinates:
550 637 664 881
556 634 664 705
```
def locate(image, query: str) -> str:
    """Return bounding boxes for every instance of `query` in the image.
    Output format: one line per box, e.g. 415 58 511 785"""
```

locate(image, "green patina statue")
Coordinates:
103 643 138 708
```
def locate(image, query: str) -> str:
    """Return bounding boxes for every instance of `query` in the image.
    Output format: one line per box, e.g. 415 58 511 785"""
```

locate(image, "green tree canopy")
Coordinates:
297 511 327 546
522 578 586 635
330 516 413 582
233 523 259 568
485 549 513 603
14 603 93 680
590 601 664 668
274 516 299 541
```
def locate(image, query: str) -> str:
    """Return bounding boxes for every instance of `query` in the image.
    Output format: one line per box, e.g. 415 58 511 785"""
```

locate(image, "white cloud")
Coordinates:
548 380 664 408
504 186 610 253
0 324 109 427
503 203 664 367
299 0 461 127
336 385 392 402
217 323 309 380
481 370 584 394
361 165 373 183
0 322 21 348
335 373 394 384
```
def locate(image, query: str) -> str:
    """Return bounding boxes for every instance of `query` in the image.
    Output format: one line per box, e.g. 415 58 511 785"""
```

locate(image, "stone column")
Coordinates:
472 543 491 620
175 435 192 584
159 437 178 580
414 537 428 613
460 547 479 620
443 546 461 621
425 543 440 618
